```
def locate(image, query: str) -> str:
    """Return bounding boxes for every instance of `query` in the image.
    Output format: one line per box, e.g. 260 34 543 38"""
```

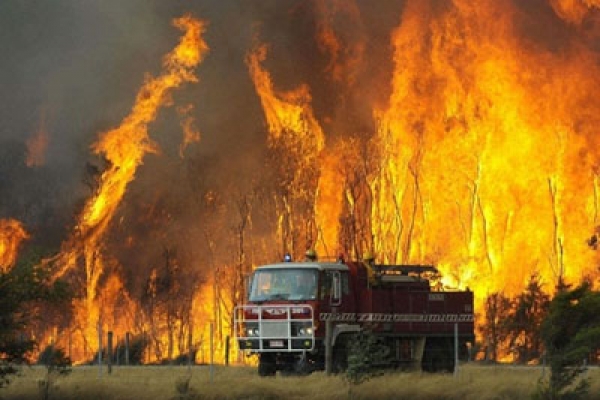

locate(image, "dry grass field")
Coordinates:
1 363 599 400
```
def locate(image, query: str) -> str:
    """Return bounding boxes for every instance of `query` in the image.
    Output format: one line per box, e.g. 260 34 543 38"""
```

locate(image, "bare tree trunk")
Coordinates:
404 161 423 263
235 194 252 303
167 315 174 362
594 170 600 224
467 162 481 256
203 229 222 341
548 177 565 286
477 197 494 273
392 191 404 264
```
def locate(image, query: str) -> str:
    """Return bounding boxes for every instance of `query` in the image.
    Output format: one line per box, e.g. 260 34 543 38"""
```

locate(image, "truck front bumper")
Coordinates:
238 337 315 352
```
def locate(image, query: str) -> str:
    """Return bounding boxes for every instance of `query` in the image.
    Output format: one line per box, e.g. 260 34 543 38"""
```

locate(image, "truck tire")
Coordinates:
258 353 277 377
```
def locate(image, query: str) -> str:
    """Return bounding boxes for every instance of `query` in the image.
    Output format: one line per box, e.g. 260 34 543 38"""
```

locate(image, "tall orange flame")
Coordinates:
247 43 325 150
247 1 600 316
374 0 600 308
48 15 209 359
247 41 325 254
0 219 29 272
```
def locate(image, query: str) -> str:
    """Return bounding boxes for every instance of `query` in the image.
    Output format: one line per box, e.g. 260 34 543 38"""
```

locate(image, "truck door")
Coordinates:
319 270 354 313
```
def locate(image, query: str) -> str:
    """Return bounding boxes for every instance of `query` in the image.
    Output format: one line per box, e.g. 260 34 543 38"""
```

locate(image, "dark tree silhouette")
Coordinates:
0 250 71 387
536 282 600 399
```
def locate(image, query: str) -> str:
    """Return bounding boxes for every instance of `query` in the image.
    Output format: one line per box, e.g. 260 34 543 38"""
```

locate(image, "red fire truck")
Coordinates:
234 254 474 376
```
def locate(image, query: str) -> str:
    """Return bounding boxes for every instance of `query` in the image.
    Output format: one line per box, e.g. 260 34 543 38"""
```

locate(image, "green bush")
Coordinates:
536 283 600 399
345 330 387 385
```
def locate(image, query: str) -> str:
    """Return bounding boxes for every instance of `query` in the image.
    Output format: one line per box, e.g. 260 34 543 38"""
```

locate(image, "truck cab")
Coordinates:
235 255 474 376
235 256 351 375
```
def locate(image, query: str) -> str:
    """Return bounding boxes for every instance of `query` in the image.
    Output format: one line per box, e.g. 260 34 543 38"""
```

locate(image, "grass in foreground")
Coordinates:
1 364 599 400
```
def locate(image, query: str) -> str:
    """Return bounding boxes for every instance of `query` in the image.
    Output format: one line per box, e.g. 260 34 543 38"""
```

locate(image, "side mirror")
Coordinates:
330 271 342 306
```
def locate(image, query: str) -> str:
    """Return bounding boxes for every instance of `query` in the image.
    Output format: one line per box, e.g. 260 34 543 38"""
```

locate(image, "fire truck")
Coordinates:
234 253 474 376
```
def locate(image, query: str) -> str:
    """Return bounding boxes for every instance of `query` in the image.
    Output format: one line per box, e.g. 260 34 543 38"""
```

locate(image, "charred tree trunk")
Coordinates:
548 177 565 287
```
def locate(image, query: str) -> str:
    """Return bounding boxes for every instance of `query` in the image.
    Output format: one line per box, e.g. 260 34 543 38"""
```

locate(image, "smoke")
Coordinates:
1 0 600 287
0 2 258 249
0 2 344 255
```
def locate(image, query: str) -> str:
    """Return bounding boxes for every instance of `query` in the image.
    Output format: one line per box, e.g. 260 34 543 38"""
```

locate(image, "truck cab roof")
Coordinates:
257 261 349 272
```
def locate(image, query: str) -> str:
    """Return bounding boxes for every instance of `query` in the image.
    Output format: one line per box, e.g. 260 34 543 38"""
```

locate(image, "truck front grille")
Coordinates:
234 304 315 352
260 321 288 338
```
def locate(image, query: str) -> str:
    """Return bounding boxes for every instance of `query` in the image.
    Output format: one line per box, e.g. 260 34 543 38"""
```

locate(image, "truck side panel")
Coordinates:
351 266 474 337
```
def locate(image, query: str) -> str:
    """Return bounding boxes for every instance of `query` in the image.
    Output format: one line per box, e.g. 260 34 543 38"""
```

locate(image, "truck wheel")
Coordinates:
258 354 277 377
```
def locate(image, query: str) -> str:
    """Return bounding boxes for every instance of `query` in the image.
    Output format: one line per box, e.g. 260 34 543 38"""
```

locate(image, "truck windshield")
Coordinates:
249 268 318 302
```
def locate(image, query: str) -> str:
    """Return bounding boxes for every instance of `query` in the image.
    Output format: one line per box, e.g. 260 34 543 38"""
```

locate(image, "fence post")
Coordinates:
210 322 214 383
454 323 459 378
188 325 193 370
97 321 103 378
225 336 230 366
68 330 72 362
541 352 546 379
107 331 113 374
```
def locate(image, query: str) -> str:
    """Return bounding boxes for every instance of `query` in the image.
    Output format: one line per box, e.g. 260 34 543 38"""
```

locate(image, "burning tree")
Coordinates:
480 291 512 362
479 274 550 364
505 273 550 363
1 248 70 387
247 41 325 258
0 219 29 273
141 247 199 362
38 15 210 362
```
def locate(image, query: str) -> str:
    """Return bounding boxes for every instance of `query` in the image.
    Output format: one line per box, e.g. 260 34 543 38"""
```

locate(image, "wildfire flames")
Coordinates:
248 0 600 325
3 0 600 363
372 0 600 297
0 219 29 272
43 15 209 360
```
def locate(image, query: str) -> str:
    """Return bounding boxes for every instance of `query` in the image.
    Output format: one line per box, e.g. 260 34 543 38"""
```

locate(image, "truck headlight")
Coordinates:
298 326 314 336
246 327 260 337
